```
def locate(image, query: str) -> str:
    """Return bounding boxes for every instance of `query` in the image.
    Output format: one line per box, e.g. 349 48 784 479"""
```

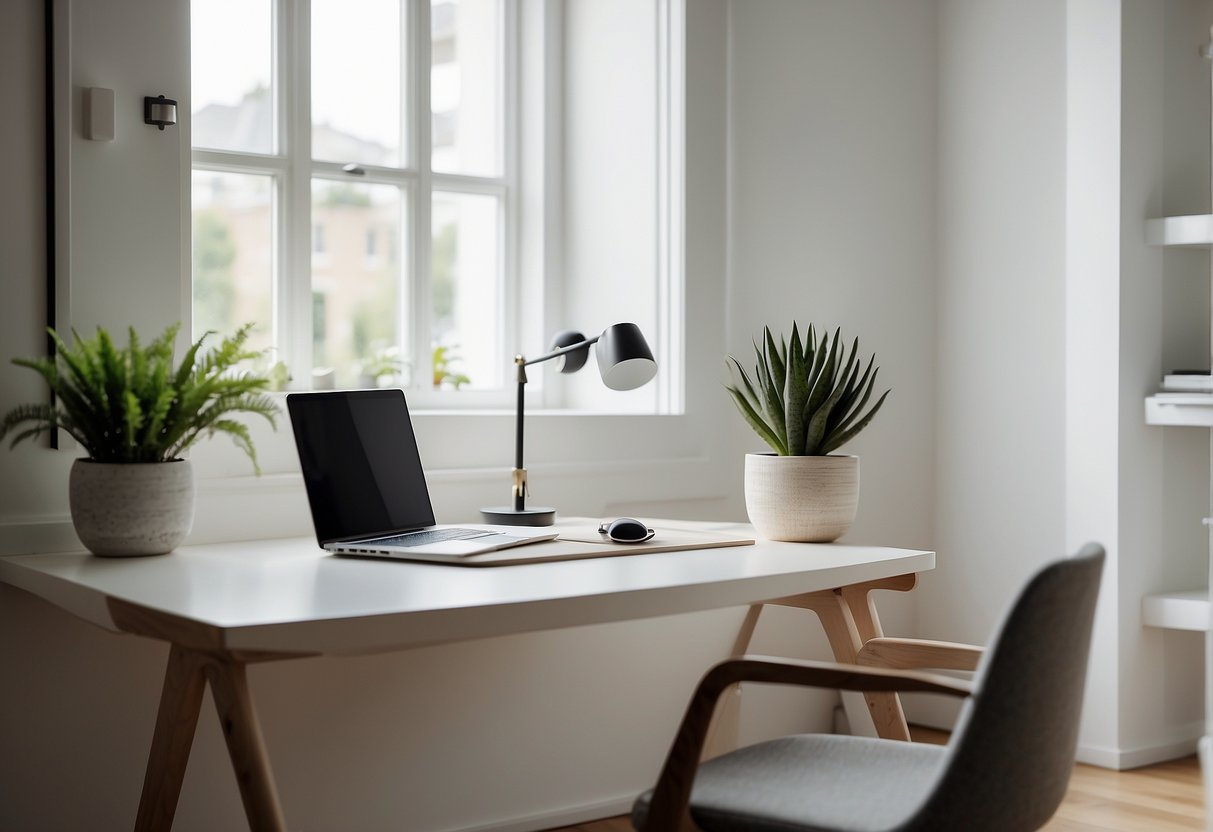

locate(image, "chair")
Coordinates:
633 544 1105 832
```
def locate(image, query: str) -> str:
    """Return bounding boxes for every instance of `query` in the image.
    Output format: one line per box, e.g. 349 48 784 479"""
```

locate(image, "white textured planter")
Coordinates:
69 459 195 557
744 453 859 542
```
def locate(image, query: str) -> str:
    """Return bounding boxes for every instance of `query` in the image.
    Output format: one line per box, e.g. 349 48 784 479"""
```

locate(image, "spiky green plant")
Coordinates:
0 323 279 472
726 323 889 456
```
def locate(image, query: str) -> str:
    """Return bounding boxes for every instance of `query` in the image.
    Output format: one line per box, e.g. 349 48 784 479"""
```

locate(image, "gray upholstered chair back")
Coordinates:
907 544 1105 832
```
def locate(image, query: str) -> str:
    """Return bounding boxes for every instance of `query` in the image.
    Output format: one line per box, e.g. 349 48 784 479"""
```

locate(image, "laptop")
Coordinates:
287 389 557 560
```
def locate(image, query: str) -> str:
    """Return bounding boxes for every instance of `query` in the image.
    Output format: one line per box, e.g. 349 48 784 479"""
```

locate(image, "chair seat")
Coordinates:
633 734 948 832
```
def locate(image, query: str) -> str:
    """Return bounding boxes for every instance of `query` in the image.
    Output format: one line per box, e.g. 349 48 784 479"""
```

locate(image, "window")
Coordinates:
192 0 510 395
191 0 684 410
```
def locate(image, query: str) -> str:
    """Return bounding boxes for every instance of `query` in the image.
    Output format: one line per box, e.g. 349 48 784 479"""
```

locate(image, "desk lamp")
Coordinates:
480 322 657 526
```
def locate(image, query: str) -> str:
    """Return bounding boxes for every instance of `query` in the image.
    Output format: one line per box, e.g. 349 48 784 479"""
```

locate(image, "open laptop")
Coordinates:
287 389 557 560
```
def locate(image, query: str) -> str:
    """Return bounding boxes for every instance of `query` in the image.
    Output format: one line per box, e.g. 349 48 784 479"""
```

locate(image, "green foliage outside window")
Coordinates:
192 210 237 336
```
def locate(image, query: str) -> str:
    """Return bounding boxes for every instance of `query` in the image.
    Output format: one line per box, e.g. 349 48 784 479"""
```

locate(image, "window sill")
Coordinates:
190 403 704 483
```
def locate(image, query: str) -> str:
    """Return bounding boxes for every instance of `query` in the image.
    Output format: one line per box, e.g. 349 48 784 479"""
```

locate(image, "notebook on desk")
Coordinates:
287 389 557 562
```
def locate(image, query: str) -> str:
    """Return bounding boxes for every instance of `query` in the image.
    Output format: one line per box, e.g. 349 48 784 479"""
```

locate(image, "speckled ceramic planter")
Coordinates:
69 459 194 556
744 453 859 543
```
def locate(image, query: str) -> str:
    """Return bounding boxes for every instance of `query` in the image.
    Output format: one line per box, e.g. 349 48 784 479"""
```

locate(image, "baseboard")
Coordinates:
433 794 635 832
1076 726 1203 770
868 699 1201 773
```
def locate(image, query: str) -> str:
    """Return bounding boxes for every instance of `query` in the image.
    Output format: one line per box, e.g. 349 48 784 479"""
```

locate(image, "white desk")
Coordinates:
0 518 933 832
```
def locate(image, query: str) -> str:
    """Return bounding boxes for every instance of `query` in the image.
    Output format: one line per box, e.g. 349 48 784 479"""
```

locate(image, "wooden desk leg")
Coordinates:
203 659 287 832
772 589 911 742
134 645 208 832
132 647 287 832
839 585 910 742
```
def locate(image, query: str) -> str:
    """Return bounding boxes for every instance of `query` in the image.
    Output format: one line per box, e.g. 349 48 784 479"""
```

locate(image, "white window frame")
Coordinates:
190 0 684 414
191 0 519 406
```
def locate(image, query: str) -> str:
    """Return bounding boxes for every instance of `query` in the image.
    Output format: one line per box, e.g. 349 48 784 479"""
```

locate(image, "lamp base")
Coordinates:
479 506 557 527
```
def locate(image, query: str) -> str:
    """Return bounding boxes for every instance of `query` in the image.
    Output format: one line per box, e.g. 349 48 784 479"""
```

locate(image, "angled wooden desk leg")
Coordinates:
840 576 916 741
111 598 294 832
133 645 208 832
133 647 288 832
770 574 917 742
203 657 287 832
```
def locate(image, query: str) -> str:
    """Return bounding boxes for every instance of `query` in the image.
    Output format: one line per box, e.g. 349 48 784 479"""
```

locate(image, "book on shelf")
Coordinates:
1161 370 1213 392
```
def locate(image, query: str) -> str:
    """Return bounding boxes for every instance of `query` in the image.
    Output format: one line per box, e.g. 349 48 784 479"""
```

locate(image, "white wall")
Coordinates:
0 1 81 550
919 0 1069 725
1066 0 1126 763
8 1 1211 828
726 0 938 620
924 0 1209 767
0 2 802 830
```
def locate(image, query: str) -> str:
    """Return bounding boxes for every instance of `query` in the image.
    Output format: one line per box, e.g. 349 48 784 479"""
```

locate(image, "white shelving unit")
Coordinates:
1146 27 1213 825
1145 393 1213 427
1142 219 1212 641
1145 214 1213 247
1143 589 1211 632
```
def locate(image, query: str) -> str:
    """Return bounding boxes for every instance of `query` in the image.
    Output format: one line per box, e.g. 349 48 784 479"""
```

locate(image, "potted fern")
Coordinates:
726 322 889 542
0 323 279 556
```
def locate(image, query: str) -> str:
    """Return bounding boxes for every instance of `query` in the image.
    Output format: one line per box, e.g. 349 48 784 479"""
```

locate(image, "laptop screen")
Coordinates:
287 389 437 545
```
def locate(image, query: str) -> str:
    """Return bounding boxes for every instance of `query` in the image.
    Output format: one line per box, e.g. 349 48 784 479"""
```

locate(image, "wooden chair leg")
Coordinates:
202 659 287 832
134 645 208 832
853 689 909 739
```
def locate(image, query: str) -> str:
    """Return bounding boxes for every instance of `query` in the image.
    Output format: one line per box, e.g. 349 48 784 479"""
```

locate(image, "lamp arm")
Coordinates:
521 335 600 367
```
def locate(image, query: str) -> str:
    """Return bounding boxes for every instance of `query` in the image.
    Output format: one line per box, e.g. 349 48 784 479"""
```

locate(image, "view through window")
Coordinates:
191 0 509 395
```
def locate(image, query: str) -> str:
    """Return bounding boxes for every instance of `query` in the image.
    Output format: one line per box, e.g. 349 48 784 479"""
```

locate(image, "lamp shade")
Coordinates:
549 330 590 374
595 323 657 390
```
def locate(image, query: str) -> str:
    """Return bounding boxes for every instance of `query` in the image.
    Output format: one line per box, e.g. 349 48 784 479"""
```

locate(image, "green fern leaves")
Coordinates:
1 323 279 472
726 323 889 456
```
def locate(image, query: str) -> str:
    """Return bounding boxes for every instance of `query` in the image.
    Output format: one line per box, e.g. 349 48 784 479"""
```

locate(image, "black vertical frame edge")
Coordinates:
44 0 59 449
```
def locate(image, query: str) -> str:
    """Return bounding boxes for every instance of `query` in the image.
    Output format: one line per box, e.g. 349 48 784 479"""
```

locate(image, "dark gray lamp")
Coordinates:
480 322 658 527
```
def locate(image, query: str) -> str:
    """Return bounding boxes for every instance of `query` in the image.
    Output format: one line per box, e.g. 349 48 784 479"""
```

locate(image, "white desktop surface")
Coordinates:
0 517 935 832
0 518 934 656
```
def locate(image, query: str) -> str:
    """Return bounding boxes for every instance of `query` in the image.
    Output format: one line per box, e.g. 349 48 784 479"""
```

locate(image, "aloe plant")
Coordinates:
0 323 279 472
726 323 889 456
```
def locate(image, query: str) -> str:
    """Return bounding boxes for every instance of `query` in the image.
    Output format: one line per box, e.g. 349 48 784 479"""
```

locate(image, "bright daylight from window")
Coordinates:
191 0 506 395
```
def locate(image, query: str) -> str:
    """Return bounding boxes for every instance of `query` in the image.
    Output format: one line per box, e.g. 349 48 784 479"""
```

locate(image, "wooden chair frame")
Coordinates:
642 656 974 832
706 573 982 751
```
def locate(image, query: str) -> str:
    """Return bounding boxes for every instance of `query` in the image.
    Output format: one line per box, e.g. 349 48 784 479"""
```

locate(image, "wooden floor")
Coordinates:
548 728 1205 832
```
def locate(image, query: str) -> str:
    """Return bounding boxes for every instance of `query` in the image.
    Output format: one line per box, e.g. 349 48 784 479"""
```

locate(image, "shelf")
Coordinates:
1143 589 1210 631
1146 214 1213 247
1145 393 1213 426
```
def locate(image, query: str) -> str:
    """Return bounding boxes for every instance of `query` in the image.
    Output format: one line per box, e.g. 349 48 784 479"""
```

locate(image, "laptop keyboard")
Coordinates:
367 528 495 548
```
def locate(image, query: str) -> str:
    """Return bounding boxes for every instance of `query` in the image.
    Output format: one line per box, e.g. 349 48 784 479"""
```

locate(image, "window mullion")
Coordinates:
501 0 519 394
283 0 314 388
656 0 685 414
412 0 434 394
429 172 508 196
311 161 418 188
192 150 289 176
